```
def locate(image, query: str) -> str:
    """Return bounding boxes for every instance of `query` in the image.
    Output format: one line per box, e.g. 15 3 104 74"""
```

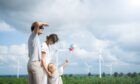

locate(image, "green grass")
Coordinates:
63 76 140 84
0 77 27 84
0 76 140 84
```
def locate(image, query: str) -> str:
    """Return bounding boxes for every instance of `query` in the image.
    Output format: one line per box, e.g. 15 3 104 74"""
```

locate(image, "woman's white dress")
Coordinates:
41 42 55 84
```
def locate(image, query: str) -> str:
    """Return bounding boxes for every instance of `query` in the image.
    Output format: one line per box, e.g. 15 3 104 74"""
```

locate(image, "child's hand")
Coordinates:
65 60 69 63
62 59 69 68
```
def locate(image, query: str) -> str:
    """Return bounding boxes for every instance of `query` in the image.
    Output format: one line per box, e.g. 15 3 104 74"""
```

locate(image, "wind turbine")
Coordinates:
17 55 20 78
105 61 117 76
106 64 113 76
0 62 4 68
7 46 20 78
0 59 3 65
98 48 104 78
85 62 92 74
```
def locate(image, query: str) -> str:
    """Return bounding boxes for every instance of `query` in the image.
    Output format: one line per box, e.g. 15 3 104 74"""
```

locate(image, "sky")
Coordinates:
0 0 140 75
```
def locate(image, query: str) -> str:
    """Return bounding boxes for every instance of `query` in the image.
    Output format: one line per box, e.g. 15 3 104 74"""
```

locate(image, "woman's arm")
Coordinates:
41 51 53 77
41 51 47 70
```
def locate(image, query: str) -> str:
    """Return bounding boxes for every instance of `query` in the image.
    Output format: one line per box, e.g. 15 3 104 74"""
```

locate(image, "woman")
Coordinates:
41 34 59 84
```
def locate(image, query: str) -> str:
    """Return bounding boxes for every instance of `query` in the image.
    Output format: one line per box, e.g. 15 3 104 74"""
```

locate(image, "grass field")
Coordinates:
0 76 140 84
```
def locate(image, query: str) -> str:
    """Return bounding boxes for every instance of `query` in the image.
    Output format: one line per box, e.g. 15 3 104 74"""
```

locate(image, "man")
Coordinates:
28 21 48 84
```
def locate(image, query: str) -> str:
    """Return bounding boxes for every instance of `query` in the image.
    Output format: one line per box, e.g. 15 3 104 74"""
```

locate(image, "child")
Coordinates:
46 60 68 84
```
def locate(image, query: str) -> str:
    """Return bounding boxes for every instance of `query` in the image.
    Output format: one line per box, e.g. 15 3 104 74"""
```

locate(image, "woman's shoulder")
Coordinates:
41 42 47 47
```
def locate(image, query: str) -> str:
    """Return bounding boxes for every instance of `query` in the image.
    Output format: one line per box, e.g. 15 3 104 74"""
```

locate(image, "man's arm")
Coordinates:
41 22 49 26
33 22 48 34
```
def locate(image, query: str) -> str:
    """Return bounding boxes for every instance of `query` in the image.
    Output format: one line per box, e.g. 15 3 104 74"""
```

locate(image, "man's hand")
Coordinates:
38 22 49 26
32 21 49 34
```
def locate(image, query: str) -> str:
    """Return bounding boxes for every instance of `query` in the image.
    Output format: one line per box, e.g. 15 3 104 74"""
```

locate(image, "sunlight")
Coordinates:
128 0 140 9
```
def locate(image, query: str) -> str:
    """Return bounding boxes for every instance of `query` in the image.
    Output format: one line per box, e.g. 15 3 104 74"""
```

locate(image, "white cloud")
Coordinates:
0 21 15 32
0 0 140 74
127 0 140 9
0 44 28 74
0 45 8 54
9 44 27 56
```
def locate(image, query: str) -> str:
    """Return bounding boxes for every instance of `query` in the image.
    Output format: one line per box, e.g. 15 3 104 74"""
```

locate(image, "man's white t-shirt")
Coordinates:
28 32 41 62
